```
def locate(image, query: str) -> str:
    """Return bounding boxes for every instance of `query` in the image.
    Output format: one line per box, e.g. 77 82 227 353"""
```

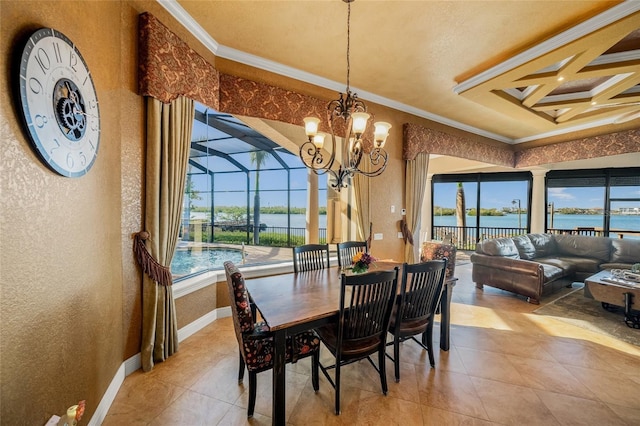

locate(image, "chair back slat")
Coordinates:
336 241 368 268
340 269 398 341
293 244 330 273
397 260 447 324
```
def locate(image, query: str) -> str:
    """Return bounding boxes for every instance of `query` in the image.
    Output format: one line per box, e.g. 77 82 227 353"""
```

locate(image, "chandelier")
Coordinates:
300 0 391 191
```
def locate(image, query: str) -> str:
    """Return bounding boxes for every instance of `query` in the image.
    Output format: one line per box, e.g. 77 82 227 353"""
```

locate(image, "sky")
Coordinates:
189 167 327 209
188 175 640 211
433 181 640 210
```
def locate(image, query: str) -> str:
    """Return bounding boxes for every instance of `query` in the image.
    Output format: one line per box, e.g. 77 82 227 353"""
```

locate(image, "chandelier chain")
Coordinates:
346 1 351 93
300 0 391 191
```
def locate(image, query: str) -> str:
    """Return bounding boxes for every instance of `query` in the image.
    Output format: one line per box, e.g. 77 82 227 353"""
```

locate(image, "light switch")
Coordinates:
390 205 396 213
397 232 404 238
374 233 383 240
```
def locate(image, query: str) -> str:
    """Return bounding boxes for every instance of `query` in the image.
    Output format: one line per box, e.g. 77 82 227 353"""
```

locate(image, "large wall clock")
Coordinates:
18 28 100 177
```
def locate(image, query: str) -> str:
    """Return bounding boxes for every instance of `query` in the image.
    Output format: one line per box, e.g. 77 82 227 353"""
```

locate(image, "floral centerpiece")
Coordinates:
351 251 376 274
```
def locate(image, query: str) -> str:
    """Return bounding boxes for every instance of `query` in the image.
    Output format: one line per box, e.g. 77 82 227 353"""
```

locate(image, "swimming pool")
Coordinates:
171 247 243 278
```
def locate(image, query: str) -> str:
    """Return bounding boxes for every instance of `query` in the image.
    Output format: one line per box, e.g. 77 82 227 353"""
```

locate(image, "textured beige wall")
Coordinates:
0 2 222 423
175 286 217 329
217 280 230 309
120 1 146 361
0 1 125 423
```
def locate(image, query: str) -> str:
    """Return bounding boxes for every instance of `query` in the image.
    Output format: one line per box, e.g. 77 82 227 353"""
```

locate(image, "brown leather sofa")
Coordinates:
470 233 639 304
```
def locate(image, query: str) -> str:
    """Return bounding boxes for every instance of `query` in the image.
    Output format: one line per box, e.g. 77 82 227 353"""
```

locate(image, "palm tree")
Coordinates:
182 171 201 241
250 150 270 245
456 182 466 248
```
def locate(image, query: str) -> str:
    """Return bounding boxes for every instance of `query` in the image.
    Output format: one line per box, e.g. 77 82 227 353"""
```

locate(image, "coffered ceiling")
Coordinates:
163 0 640 147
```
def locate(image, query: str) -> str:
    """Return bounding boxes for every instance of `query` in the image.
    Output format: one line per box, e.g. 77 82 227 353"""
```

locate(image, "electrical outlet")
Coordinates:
374 233 383 240
397 232 404 238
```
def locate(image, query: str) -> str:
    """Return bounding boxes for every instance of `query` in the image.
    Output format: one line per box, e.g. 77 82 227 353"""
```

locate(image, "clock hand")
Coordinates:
72 108 98 119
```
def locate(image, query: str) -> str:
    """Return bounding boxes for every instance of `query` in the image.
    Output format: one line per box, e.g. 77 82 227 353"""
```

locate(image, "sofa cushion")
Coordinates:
536 257 577 275
600 262 635 270
554 234 611 262
479 238 520 258
555 256 601 274
512 235 537 260
610 239 639 264
527 233 556 257
539 263 566 283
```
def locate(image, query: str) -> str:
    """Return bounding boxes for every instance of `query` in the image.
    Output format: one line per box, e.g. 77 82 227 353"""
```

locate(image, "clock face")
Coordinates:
18 28 100 177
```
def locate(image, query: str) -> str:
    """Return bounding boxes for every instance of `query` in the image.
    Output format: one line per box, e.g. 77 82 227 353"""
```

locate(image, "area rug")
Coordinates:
534 286 640 346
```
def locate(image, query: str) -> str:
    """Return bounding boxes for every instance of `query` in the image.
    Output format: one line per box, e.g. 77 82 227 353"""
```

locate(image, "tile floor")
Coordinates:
103 261 640 425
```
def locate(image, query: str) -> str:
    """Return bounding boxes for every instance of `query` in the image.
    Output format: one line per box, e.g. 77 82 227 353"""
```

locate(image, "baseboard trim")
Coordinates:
88 306 229 425
177 309 219 341
87 362 125 426
124 352 141 376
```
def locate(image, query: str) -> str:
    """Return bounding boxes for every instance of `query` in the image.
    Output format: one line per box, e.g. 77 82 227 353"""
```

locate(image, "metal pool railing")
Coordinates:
180 222 327 247
432 226 528 250
432 225 639 250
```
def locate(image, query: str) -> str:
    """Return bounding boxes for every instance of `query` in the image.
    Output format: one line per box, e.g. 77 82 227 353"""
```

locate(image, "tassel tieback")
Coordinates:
133 231 173 286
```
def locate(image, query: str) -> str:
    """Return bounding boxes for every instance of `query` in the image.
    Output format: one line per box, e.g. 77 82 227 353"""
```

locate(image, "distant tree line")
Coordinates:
468 208 505 216
434 206 506 216
555 207 600 215
190 205 327 219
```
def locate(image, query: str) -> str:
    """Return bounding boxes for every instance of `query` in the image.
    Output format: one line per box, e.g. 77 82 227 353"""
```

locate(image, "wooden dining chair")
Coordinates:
336 240 368 269
292 243 330 273
386 259 447 382
223 261 320 418
315 268 399 415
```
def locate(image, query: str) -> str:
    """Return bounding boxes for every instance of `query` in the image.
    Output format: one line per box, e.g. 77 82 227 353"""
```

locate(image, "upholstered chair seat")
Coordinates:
241 321 319 370
224 261 320 417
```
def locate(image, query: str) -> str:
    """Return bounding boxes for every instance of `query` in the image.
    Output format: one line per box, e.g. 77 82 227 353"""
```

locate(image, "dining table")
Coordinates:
244 261 457 425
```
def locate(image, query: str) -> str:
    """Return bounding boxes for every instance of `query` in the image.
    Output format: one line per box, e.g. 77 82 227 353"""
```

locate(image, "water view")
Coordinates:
433 213 639 231
171 247 243 277
191 212 638 232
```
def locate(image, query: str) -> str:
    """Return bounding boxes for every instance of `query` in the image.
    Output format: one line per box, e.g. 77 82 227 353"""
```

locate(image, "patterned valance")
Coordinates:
516 129 640 167
219 74 324 127
138 13 219 108
403 123 514 166
219 74 376 150
404 122 640 168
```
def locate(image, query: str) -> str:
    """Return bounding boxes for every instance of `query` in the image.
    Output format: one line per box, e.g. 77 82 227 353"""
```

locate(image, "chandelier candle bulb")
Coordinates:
373 122 391 147
303 117 320 139
313 133 326 149
351 112 370 136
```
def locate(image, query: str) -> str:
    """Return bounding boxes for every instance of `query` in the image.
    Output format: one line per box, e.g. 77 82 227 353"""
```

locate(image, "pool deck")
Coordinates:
176 241 293 265
176 240 471 266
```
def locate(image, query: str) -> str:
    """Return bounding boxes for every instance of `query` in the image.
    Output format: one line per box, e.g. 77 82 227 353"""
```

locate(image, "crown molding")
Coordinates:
156 0 511 143
158 0 219 54
157 0 636 145
513 116 620 143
